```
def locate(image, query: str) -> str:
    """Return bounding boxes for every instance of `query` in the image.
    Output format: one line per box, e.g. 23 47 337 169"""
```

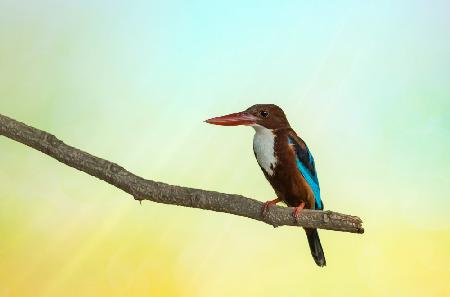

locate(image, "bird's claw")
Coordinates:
261 198 281 217
261 201 271 217
292 202 305 223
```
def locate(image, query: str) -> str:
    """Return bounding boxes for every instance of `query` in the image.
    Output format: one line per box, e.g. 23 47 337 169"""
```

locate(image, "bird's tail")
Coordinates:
305 228 326 267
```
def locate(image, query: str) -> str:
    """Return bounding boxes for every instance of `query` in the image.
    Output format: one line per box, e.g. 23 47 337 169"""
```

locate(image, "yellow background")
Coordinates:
1 1 449 296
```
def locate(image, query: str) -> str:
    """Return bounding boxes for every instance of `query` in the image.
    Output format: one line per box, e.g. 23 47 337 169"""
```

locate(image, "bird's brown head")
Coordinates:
205 104 290 130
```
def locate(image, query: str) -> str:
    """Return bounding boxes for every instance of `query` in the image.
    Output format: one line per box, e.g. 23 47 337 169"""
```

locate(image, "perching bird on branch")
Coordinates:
206 104 326 267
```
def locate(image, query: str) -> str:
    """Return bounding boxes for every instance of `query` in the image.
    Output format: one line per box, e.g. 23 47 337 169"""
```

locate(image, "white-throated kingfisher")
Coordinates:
205 104 326 267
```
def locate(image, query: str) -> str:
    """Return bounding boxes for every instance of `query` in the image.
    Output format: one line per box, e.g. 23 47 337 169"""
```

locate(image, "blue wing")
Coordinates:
288 135 323 210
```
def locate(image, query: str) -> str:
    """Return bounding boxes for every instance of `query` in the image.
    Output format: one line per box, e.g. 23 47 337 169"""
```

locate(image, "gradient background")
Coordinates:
0 1 449 296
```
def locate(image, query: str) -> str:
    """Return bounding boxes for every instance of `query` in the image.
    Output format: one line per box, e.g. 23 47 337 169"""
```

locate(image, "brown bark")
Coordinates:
0 113 364 234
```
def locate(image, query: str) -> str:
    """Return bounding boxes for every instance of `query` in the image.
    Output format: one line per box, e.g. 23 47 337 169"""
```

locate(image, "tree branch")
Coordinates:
0 113 363 234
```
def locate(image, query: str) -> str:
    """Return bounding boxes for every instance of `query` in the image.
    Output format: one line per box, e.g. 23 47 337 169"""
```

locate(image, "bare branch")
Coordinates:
0 113 364 234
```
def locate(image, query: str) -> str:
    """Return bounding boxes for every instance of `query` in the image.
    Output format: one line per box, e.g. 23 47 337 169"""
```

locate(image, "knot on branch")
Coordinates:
43 133 63 149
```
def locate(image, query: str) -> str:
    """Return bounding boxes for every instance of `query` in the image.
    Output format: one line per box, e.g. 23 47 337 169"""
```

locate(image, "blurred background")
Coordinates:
0 1 449 296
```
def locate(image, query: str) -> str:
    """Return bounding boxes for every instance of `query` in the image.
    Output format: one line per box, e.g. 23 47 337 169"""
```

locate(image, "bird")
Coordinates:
205 104 326 267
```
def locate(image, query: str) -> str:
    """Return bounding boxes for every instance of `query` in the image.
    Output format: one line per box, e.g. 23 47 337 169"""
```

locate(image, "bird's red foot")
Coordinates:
261 198 281 216
292 202 305 223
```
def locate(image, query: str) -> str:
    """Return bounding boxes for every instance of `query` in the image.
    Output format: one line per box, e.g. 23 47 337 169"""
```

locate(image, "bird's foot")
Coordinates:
261 198 281 216
292 202 305 223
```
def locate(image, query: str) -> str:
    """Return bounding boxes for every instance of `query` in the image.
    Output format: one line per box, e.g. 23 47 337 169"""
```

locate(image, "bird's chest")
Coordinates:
253 127 277 176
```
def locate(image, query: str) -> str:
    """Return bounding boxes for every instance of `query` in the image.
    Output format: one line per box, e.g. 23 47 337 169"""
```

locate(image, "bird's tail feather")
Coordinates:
305 228 326 267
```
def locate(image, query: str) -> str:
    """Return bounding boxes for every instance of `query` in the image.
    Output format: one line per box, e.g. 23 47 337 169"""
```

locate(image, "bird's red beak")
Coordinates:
205 112 258 126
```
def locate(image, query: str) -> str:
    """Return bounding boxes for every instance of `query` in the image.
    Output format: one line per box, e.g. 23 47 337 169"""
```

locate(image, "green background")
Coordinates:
1 1 449 296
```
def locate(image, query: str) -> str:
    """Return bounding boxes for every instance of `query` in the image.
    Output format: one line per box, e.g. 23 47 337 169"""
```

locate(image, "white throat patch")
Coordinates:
252 125 277 176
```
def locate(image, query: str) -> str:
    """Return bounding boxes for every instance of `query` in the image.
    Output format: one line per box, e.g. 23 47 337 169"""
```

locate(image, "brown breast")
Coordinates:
262 129 315 209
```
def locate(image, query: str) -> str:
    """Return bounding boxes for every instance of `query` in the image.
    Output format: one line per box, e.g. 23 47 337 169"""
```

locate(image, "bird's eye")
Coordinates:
260 110 269 117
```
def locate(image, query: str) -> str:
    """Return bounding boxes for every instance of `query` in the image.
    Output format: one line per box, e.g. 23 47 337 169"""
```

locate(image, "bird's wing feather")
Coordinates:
287 132 323 210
